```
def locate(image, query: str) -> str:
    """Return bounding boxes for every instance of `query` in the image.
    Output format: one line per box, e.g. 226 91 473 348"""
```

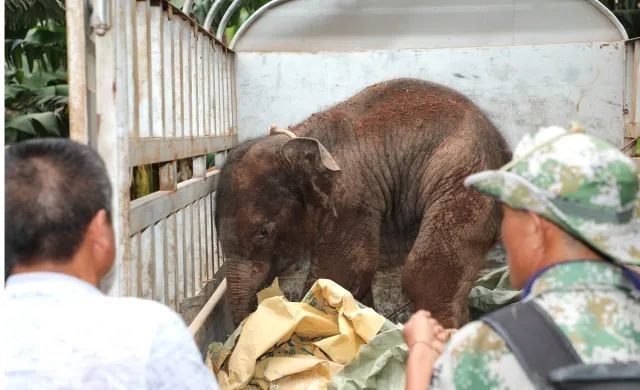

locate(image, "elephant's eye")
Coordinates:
259 227 269 237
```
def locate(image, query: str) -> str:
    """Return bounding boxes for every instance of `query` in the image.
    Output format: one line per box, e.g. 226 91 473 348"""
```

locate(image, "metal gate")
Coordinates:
67 0 237 343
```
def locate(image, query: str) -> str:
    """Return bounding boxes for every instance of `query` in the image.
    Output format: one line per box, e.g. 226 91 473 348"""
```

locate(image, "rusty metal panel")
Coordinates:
166 213 178 310
66 0 88 144
176 208 186 307
182 19 192 136
193 200 202 295
185 204 194 297
128 135 235 166
190 27 198 138
129 172 219 234
150 3 165 137
163 12 175 138
135 0 152 138
154 219 166 303
76 0 236 316
236 43 626 147
140 226 154 299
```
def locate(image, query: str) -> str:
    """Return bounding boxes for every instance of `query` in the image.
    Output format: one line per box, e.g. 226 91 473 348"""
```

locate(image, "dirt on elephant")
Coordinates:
215 78 511 328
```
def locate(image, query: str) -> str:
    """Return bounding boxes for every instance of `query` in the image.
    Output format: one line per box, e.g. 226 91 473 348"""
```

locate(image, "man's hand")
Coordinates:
403 310 453 390
403 310 448 355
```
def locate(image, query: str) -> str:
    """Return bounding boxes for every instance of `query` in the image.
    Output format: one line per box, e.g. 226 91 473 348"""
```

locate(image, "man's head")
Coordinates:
465 126 640 287
5 138 115 288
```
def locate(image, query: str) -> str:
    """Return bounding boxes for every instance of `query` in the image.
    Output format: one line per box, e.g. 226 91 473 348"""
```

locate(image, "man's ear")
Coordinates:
279 137 341 211
525 211 545 251
86 210 115 268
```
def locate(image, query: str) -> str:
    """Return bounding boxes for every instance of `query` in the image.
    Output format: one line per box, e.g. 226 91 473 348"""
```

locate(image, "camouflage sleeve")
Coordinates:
430 320 533 390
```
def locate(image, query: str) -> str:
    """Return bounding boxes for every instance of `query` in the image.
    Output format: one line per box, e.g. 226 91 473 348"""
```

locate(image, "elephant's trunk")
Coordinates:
226 257 272 325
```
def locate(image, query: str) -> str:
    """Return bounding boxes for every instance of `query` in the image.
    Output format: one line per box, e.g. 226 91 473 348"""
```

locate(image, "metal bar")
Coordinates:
182 19 191 136
150 3 165 137
125 1 137 138
166 213 176 310
128 134 236 167
130 171 220 234
190 26 198 138
193 199 202 294
135 0 152 138
177 208 186 307
162 12 175 138
188 278 227 335
216 0 243 41
186 204 194 297
154 220 165 303
197 35 205 137
203 0 226 32
173 11 184 138
66 0 88 144
96 0 131 297
141 225 154 299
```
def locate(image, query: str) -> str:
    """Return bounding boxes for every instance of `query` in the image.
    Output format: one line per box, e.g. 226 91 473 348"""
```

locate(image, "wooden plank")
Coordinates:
128 134 237 167
130 170 220 234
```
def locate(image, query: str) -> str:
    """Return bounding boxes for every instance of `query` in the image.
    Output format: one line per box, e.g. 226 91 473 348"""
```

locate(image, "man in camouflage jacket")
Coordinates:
403 126 640 389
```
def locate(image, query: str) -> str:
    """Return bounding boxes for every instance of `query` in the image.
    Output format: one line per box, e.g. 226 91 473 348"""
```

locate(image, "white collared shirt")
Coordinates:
5 272 219 390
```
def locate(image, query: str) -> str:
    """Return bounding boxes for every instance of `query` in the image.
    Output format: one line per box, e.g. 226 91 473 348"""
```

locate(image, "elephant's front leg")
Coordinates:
402 185 498 328
304 213 380 301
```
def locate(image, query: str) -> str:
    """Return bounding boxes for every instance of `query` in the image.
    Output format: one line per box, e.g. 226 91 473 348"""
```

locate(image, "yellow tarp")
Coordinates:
208 278 387 389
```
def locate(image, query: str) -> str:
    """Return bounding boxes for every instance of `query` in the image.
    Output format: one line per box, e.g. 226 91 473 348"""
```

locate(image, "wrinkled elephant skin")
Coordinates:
215 79 511 328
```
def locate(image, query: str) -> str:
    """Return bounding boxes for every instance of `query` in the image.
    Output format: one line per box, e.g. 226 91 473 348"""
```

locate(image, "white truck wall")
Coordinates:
236 43 626 148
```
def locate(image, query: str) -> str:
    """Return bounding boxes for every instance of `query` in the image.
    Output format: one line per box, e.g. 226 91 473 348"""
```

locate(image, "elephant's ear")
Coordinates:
280 137 341 210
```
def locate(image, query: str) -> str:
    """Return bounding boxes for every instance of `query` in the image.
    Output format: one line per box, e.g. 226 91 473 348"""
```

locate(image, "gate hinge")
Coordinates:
90 0 111 36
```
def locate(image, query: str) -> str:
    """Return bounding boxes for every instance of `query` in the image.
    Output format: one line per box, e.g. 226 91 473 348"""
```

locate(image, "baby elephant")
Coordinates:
215 78 511 328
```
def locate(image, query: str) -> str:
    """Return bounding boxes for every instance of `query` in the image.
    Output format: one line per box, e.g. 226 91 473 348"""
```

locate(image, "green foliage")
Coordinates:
5 20 68 145
5 0 66 38
176 0 270 42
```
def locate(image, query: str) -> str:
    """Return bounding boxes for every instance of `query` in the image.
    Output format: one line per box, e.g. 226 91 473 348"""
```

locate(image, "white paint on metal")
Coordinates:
154 219 166 303
125 1 137 138
236 43 626 148
188 278 227 335
141 226 154 299
232 0 627 52
182 19 192 136
203 0 227 32
216 0 243 41
136 1 151 138
66 0 89 143
163 13 175 138
150 4 165 137
166 213 178 310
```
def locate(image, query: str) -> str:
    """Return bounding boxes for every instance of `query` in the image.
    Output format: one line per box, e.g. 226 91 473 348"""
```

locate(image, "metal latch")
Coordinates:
90 0 111 36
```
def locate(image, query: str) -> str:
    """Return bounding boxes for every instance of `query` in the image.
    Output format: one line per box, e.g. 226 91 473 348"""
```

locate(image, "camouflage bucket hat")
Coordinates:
464 126 640 266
